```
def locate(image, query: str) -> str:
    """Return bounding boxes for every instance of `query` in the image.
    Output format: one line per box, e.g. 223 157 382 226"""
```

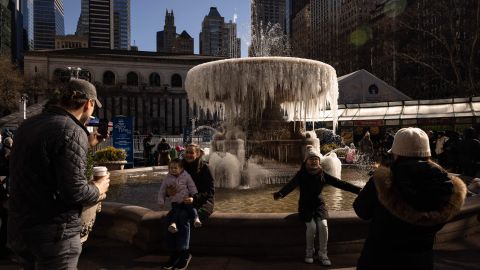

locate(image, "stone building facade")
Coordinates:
23 48 223 134
55 34 88 49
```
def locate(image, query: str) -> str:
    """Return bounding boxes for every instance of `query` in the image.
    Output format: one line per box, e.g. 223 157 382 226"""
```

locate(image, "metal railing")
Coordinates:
93 135 211 155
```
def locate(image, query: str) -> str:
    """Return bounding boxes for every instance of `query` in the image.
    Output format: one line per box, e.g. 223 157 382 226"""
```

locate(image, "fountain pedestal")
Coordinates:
211 139 245 168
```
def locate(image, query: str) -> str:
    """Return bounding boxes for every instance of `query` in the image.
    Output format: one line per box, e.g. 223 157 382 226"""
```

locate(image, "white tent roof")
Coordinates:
314 97 480 122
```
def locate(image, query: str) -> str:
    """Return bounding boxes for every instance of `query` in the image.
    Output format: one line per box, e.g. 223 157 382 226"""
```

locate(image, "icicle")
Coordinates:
185 57 339 131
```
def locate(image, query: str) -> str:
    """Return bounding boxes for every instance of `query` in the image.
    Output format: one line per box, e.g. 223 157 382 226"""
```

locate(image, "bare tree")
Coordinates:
0 57 24 116
378 0 480 98
24 74 51 104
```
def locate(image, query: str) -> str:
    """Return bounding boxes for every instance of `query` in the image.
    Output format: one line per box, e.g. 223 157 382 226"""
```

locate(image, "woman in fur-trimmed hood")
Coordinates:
354 127 467 270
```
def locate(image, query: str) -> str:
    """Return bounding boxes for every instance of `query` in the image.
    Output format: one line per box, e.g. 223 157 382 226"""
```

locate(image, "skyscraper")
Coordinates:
224 21 241 58
0 0 28 63
250 0 286 56
156 10 193 54
199 7 224 56
285 0 292 36
290 0 311 59
0 0 13 56
77 0 130 50
113 0 130 50
173 30 193 54
21 0 33 50
156 9 176 53
88 0 113 49
33 0 64 50
75 0 88 37
251 0 286 32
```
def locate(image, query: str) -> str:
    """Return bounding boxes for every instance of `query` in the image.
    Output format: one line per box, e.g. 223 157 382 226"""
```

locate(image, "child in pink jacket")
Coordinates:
158 158 202 233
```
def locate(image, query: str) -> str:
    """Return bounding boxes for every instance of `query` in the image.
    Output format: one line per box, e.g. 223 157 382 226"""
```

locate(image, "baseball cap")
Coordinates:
65 79 102 108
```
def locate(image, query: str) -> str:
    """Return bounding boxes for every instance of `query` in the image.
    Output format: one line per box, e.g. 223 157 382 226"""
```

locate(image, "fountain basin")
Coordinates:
105 166 368 212
92 196 480 256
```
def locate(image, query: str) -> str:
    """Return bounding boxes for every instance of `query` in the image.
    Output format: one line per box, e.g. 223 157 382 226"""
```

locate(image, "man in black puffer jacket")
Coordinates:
7 79 111 270
354 127 467 270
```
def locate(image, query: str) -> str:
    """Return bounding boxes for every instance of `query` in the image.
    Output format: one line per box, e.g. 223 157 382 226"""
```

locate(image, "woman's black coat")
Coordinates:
277 166 361 222
353 160 466 270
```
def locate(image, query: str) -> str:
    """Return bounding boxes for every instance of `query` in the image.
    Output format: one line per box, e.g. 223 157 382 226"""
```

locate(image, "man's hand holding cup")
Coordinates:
93 166 110 200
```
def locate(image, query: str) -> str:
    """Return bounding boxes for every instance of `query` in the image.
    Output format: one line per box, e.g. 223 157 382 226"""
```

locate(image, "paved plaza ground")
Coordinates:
0 232 479 270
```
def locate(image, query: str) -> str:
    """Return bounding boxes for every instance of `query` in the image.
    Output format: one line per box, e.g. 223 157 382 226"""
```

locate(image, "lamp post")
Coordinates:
20 93 29 120
191 116 197 133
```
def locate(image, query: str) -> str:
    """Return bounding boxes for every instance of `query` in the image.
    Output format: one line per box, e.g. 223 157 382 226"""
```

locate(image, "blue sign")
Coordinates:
112 116 134 165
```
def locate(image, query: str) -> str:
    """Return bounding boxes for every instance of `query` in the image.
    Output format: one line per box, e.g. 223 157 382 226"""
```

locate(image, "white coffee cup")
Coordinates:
93 166 108 180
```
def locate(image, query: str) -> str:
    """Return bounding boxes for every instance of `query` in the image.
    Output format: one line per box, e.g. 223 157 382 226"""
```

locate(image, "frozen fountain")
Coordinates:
91 6 480 259
185 57 340 188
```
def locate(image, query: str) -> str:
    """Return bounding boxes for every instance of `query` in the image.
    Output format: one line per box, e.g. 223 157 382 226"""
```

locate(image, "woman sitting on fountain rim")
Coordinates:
353 127 466 270
162 143 215 270
273 146 362 266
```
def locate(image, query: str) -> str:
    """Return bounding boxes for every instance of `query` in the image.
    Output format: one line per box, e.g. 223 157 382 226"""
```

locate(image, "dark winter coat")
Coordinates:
277 166 361 222
457 128 480 176
157 142 171 165
8 106 100 245
183 158 215 220
354 160 466 270
142 137 155 158
0 145 11 176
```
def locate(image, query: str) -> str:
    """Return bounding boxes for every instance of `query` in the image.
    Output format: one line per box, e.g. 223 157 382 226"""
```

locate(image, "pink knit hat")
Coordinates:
388 127 431 157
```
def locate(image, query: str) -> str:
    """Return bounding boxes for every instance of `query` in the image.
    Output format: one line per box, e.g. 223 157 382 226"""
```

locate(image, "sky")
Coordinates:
63 0 252 57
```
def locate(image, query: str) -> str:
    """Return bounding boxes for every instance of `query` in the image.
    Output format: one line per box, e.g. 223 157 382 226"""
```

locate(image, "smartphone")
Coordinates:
97 119 109 139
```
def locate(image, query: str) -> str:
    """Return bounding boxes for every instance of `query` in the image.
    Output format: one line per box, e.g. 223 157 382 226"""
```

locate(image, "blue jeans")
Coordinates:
10 234 82 270
168 203 198 225
166 203 195 251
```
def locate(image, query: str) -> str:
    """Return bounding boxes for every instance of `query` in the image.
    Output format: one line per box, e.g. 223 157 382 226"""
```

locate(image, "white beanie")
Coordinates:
305 147 322 161
389 127 431 157
3 137 12 147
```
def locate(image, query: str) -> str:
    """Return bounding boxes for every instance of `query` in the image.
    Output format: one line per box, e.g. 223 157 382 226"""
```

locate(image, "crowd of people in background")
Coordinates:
141 124 480 179
143 135 185 167
350 126 480 179
430 128 480 177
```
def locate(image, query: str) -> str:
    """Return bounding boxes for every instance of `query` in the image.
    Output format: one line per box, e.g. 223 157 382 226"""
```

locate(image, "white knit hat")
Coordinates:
305 147 322 160
3 137 12 147
389 127 431 157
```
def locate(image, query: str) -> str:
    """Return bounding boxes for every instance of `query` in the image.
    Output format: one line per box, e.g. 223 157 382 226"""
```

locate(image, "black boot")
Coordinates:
173 250 192 270
162 251 180 270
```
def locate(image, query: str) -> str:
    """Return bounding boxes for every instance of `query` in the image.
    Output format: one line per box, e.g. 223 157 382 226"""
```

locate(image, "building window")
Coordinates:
103 71 115 85
368 84 379 95
149 73 161 87
171 74 182 87
127 72 139 86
